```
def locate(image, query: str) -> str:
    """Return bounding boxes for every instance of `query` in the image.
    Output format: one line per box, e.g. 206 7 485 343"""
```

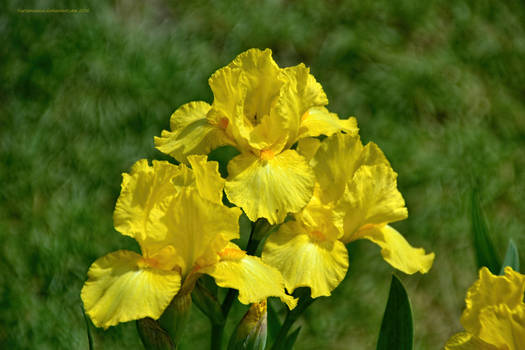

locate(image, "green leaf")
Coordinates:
266 302 281 347
471 189 500 274
81 305 94 350
283 327 301 350
500 239 520 274
159 293 192 345
376 275 413 350
136 318 175 350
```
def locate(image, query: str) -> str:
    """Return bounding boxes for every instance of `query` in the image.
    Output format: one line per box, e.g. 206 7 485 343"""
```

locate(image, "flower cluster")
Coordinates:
81 48 434 344
81 156 294 329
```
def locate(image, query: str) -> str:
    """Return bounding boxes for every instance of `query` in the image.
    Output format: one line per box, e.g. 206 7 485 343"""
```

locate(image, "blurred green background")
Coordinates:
2 0 525 348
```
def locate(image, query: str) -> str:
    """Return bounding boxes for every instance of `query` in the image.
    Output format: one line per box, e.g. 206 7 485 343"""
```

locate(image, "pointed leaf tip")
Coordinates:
471 189 500 274
500 239 520 274
376 275 413 350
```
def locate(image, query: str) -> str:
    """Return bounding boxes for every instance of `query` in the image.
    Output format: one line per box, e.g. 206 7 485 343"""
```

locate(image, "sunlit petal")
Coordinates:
461 267 525 336
225 150 315 224
201 243 297 309
298 107 358 139
208 49 284 152
274 64 328 147
341 165 408 242
356 225 434 274
477 304 525 349
262 221 348 298
113 159 180 245
81 250 181 329
154 101 231 163
187 155 225 204
149 187 241 276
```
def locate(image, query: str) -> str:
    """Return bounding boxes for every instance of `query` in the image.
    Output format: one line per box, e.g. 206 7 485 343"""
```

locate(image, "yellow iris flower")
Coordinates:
81 156 295 329
445 267 525 350
154 48 358 224
262 133 434 298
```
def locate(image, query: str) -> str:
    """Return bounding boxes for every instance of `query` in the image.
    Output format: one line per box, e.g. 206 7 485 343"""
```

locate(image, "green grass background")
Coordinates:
2 0 525 348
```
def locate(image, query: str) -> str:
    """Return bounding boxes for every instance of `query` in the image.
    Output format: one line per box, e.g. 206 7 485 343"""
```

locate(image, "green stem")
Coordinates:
210 323 223 350
210 287 239 350
271 292 315 350
246 220 259 255
221 289 238 318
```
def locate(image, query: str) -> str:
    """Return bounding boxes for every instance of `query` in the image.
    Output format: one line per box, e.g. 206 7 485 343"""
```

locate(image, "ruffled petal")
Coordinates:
200 244 296 309
154 101 231 163
81 250 181 329
444 332 498 350
149 187 242 276
298 107 358 139
187 155 225 204
461 267 525 335
341 164 408 242
311 133 364 203
477 304 525 349
208 49 284 152
311 133 390 204
274 64 328 147
225 150 315 224
296 188 344 241
262 221 349 298
229 49 282 127
113 159 181 245
356 225 434 274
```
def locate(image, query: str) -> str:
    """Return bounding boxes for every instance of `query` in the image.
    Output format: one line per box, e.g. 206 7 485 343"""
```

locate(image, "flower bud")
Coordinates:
227 300 267 350
158 292 192 346
136 317 175 350
192 279 225 326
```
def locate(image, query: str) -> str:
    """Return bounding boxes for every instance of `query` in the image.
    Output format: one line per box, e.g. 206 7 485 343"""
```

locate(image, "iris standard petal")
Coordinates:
275 64 328 146
149 187 241 276
262 221 349 298
154 101 231 163
296 188 344 241
311 133 390 204
81 250 181 329
356 224 434 274
187 155 225 204
208 49 284 152
225 150 315 224
113 159 181 244
341 164 408 242
311 133 364 203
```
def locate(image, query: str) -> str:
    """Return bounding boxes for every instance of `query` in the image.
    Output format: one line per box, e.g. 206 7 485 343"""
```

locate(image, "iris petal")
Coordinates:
81 250 181 329
201 244 297 309
461 267 525 336
262 221 348 298
298 107 358 140
356 225 434 274
225 150 315 224
154 101 231 163
341 165 408 243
